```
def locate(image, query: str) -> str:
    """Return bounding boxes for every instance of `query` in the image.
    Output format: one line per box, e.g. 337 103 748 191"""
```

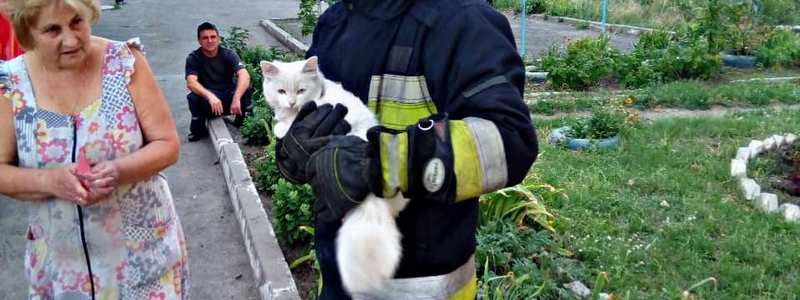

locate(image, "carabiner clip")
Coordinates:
418 119 435 131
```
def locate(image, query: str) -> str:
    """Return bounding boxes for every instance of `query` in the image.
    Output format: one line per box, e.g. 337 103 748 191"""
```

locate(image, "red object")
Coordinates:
76 150 92 175
76 150 92 189
0 13 25 60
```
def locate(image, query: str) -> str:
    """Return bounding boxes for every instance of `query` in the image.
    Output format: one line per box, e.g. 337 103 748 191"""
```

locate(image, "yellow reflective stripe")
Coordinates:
450 121 484 202
379 132 408 197
370 100 437 130
368 74 431 103
464 117 508 192
448 274 477 300
452 118 508 201
367 74 438 130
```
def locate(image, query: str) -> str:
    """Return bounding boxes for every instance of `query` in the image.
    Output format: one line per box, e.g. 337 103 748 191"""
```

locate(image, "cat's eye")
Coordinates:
297 89 306 94
277 89 286 95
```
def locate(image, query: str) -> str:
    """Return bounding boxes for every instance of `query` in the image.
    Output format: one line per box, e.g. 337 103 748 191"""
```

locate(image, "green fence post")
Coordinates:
601 0 608 33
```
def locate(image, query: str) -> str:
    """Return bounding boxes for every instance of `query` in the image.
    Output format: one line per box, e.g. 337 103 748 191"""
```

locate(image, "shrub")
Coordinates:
758 0 800 26
479 177 562 231
241 105 273 145
252 139 315 245
541 36 621 90
722 2 768 56
523 0 547 14
618 31 721 88
220 26 249 55
567 107 627 140
299 0 318 36
476 220 584 299
272 178 315 245
253 142 281 194
756 29 800 68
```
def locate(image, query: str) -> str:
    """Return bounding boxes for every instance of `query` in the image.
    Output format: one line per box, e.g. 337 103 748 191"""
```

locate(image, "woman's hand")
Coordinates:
80 161 120 206
45 165 90 205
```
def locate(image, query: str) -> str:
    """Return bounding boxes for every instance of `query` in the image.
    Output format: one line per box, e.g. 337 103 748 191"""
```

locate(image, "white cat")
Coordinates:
260 57 410 295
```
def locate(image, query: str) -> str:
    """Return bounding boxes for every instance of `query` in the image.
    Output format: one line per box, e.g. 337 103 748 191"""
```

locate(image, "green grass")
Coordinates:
533 108 800 298
529 80 800 114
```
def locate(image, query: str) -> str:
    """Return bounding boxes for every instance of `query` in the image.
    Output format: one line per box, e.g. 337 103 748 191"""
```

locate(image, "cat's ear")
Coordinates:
302 56 319 74
260 61 279 78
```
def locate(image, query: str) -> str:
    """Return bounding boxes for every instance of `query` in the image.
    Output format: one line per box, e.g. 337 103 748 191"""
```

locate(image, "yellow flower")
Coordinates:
623 96 635 107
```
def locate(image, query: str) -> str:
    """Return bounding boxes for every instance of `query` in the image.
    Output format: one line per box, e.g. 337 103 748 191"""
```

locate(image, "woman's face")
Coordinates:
30 2 92 69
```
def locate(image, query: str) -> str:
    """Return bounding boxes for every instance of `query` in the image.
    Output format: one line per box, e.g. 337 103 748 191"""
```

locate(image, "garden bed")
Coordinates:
745 135 800 207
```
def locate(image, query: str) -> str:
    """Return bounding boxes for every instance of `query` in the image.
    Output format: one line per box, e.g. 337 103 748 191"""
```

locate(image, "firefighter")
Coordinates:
277 0 539 298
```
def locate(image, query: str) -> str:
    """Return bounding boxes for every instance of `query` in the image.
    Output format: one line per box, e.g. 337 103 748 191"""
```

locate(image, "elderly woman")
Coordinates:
0 0 188 299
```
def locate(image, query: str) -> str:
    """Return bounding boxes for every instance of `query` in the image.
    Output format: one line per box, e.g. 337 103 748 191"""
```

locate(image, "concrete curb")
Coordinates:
260 19 308 57
208 118 301 300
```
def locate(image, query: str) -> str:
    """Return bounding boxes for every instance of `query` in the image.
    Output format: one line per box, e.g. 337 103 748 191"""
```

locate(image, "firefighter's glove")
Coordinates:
306 135 382 223
276 102 351 184
367 113 456 204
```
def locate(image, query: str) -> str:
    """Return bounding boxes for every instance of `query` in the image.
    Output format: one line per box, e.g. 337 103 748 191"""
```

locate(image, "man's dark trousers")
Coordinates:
187 87 253 136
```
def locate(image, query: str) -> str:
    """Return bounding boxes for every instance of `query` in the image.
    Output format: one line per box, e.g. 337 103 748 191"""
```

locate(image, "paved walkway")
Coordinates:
504 12 638 57
0 0 299 298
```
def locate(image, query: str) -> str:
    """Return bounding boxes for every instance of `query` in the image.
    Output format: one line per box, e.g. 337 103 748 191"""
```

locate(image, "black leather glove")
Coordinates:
276 102 351 184
306 135 382 223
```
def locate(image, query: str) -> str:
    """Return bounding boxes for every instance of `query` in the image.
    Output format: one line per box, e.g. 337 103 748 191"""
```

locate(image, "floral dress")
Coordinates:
0 40 189 299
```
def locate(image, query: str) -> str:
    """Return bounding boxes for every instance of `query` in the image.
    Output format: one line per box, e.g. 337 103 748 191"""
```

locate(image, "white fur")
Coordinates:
260 57 410 295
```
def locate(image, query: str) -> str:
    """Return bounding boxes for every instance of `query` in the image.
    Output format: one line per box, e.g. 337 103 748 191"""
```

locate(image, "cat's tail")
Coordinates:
336 194 402 295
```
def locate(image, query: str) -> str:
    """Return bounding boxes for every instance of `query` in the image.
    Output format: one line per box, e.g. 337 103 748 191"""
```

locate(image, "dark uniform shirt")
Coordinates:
185 47 244 91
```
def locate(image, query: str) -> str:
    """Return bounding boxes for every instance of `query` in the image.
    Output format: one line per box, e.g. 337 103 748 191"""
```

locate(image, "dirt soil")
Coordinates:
756 141 800 204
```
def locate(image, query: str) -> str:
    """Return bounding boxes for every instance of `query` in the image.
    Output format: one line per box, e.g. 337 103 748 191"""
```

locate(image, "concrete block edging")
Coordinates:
730 133 800 223
208 118 301 300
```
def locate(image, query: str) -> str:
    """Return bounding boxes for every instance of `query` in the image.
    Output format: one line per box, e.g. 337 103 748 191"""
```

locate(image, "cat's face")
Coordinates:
260 57 323 113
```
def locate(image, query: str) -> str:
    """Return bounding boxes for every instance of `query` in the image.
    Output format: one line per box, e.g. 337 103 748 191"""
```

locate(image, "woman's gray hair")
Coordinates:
8 0 100 50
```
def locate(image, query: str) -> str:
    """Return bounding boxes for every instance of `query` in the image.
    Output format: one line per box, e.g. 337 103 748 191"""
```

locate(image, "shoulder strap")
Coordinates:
384 0 442 75
384 12 421 75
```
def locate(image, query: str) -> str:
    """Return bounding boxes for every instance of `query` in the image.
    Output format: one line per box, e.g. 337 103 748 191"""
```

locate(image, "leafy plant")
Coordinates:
756 29 800 67
272 178 315 245
523 0 548 14
757 0 800 25
253 142 281 193
299 0 318 36
541 36 621 90
722 2 767 56
618 30 721 88
479 178 562 231
241 105 273 145
476 220 584 299
567 107 627 140
686 0 728 54
220 26 250 55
